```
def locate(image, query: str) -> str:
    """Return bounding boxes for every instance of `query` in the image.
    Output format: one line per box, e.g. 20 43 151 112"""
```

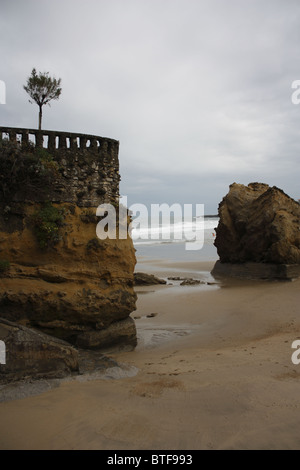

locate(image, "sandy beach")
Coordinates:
0 256 300 450
2 0 300 454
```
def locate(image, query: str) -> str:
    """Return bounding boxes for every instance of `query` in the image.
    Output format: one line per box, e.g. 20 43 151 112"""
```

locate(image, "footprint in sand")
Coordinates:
131 377 184 398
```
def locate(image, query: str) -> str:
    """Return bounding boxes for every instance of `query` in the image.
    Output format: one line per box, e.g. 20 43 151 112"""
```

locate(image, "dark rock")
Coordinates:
134 272 166 286
180 279 202 286
168 276 204 285
211 260 300 280
0 318 79 383
75 317 137 351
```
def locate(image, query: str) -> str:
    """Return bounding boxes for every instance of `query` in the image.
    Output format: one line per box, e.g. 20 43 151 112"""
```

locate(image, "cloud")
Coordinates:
1 0 300 212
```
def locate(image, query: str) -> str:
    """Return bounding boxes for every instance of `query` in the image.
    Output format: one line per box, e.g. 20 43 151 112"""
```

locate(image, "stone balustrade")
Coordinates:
0 126 119 154
0 126 120 206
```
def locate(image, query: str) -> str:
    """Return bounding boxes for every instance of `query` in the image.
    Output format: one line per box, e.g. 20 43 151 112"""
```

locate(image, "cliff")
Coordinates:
0 127 137 353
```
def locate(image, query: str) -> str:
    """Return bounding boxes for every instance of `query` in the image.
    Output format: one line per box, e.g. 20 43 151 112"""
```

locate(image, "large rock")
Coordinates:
0 133 137 353
212 183 300 279
0 204 137 350
0 318 79 383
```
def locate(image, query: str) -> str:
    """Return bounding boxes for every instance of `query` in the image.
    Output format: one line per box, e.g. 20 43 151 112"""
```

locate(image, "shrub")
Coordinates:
0 259 10 273
0 141 59 201
32 202 65 249
35 148 59 174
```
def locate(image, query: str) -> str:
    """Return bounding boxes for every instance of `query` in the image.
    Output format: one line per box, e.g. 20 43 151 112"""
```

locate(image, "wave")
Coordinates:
131 217 219 246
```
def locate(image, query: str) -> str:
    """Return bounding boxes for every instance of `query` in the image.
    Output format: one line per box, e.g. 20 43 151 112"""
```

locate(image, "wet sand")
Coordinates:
0 259 300 450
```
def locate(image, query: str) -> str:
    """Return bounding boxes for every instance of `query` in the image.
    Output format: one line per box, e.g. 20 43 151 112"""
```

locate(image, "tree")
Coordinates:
23 68 62 130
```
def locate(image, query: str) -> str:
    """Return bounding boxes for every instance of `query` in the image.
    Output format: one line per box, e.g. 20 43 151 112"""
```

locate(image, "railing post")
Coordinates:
21 130 29 147
80 136 87 149
89 137 98 151
70 136 78 149
35 131 43 148
9 129 17 144
58 133 67 149
48 133 56 151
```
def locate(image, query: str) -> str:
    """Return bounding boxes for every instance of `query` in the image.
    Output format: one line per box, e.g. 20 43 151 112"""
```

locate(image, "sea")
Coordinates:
131 216 219 264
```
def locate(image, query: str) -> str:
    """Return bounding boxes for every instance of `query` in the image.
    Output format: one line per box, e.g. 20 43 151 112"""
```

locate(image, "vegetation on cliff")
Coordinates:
0 260 10 274
32 202 66 249
0 140 59 202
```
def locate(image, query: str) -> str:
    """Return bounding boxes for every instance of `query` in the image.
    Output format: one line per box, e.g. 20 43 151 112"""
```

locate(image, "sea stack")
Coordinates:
0 127 137 372
211 182 300 280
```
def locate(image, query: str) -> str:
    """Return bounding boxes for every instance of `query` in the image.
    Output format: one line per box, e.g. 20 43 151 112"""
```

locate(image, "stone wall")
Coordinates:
0 127 137 354
0 127 120 207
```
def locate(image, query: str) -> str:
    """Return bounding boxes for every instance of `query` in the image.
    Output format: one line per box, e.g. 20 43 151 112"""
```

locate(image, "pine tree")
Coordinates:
24 68 62 130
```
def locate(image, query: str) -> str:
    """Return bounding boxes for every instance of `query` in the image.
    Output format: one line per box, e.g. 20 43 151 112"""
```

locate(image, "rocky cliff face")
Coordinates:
0 203 137 349
212 183 300 279
0 129 137 353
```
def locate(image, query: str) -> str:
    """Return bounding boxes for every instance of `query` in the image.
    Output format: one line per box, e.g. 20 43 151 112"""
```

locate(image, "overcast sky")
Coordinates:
1 0 300 213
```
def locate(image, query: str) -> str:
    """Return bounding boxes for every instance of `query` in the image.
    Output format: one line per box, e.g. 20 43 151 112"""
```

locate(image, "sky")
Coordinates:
1 0 300 214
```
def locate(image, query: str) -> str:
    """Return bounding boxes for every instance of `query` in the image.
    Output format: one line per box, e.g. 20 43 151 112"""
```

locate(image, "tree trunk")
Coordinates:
38 105 42 130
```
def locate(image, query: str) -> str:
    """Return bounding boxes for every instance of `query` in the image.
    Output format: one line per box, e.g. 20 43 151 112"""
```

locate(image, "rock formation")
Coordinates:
134 272 166 286
0 127 137 356
212 182 300 279
0 318 79 383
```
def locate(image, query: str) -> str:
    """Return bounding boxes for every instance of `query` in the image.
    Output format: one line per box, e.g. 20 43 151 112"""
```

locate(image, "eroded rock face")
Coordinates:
214 183 300 264
0 203 137 350
0 318 79 383
0 131 138 382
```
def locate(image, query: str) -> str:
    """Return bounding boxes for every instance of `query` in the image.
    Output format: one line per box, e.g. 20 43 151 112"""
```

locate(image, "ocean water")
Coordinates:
132 216 219 263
